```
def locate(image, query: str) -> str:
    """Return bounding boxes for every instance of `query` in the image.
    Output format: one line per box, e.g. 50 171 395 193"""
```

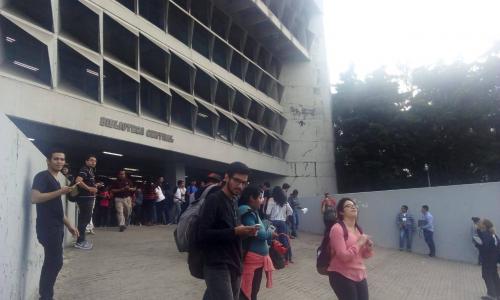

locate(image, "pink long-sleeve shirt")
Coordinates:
327 223 373 282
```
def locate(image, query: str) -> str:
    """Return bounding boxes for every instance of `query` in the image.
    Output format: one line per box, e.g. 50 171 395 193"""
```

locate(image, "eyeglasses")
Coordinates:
230 177 248 186
343 204 358 209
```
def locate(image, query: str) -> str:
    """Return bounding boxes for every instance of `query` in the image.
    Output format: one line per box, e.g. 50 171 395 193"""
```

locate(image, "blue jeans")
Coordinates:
202 264 241 300
399 227 412 250
423 229 436 256
291 209 300 236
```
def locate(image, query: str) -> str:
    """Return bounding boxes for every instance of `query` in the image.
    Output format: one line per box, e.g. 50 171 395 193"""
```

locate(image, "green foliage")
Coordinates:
333 46 500 192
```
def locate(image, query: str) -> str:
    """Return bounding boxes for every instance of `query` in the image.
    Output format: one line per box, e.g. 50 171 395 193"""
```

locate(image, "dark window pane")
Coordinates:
233 92 250 118
104 61 138 112
191 0 210 26
234 123 248 147
116 0 135 12
214 80 231 111
58 41 99 101
192 23 210 58
140 35 168 82
140 78 169 122
230 52 243 79
194 70 212 102
248 101 263 124
0 17 51 86
168 4 190 45
244 36 257 59
211 7 228 39
250 131 264 152
195 105 213 137
216 115 231 142
228 25 244 50
5 0 53 32
171 91 193 130
263 108 276 130
104 14 138 69
263 137 273 155
170 54 192 92
139 0 166 30
213 39 228 69
171 0 188 10
60 0 99 52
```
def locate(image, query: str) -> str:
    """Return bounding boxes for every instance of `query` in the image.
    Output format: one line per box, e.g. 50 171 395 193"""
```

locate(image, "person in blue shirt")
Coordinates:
396 205 415 252
419 205 435 257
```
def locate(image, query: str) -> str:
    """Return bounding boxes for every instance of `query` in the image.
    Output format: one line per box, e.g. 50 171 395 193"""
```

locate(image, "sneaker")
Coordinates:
119 225 126 232
74 240 93 250
88 229 96 235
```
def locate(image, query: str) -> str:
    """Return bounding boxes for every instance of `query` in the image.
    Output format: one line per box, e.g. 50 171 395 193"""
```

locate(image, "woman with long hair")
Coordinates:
328 198 373 300
238 185 278 300
265 186 293 263
477 219 500 299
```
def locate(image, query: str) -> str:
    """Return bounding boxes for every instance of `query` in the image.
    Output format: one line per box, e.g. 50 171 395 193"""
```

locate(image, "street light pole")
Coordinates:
424 163 431 187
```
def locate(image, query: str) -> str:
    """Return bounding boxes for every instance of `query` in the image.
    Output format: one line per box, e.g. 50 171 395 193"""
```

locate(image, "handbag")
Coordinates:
269 239 287 270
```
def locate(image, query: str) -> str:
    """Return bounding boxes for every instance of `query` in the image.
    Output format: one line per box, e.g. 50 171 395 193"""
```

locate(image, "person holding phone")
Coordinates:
31 150 79 300
238 185 278 300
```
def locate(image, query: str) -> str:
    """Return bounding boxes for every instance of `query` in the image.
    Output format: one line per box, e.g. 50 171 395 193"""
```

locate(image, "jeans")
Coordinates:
272 220 292 261
291 209 300 236
399 227 412 250
171 201 182 224
202 265 241 300
482 263 500 297
77 197 94 243
155 201 167 224
37 230 64 300
329 271 369 300
423 229 436 256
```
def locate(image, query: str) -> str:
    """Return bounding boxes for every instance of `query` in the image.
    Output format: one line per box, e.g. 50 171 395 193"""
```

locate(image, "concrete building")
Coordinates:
0 0 335 195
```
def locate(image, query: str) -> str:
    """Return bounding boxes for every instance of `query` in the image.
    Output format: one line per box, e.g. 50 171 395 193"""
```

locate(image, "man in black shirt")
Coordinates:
31 150 79 300
198 162 259 300
75 154 98 250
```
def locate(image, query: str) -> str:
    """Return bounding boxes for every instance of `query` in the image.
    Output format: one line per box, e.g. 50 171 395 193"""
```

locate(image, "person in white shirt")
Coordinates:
266 186 294 263
172 180 186 224
154 183 167 224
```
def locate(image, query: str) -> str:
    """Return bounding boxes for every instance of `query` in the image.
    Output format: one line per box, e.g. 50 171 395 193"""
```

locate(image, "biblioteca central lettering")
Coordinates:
99 117 174 143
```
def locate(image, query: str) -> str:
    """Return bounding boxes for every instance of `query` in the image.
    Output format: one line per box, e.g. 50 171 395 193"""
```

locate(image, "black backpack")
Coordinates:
316 221 363 275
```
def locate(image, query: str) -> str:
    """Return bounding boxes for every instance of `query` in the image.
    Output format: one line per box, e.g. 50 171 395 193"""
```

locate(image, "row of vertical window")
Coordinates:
0 10 288 159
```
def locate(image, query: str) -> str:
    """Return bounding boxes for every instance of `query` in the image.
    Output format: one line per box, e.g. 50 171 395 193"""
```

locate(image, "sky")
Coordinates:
323 0 500 85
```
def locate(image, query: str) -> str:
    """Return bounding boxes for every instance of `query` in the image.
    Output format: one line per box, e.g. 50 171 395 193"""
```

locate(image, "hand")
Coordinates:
234 225 258 237
272 232 279 239
60 186 73 194
67 225 80 238
357 234 369 247
88 187 98 194
365 239 374 248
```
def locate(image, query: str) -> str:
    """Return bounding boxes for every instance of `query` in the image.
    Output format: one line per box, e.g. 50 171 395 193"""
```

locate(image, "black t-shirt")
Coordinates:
78 165 96 197
32 170 64 235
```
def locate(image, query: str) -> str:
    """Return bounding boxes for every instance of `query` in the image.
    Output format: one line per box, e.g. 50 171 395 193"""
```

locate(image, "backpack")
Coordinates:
174 184 217 252
270 237 288 270
316 221 363 275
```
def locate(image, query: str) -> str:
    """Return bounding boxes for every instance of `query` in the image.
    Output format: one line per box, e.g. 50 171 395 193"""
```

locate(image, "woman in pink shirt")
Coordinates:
328 198 373 300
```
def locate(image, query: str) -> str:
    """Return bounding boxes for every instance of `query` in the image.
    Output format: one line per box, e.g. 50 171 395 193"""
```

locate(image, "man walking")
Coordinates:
31 150 79 300
110 170 136 232
288 189 302 238
198 162 259 300
74 154 98 250
419 205 436 257
396 205 415 251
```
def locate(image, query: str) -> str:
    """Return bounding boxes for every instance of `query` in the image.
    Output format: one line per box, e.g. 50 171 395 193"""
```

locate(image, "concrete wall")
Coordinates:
0 113 76 300
278 0 337 197
298 182 500 263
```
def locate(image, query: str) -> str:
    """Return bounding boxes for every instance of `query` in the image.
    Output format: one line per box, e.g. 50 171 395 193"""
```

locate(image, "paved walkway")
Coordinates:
56 225 485 300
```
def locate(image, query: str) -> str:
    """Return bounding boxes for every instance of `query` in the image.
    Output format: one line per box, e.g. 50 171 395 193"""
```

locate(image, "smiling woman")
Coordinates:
324 0 500 83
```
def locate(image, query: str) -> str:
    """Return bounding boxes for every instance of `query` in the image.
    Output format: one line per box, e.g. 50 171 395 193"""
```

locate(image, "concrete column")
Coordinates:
164 162 186 188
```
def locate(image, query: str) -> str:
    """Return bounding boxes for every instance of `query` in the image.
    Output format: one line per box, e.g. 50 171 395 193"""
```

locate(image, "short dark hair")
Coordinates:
206 172 222 184
292 189 299 196
226 161 250 178
401 205 408 210
47 149 65 160
422 205 429 211
282 183 290 190
263 182 271 188
238 185 261 206
85 154 97 161
177 180 184 186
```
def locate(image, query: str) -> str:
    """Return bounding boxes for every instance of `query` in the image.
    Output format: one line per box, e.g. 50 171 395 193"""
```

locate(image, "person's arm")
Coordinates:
241 213 271 241
329 224 367 262
31 187 72 204
361 239 374 258
321 200 326 214
265 198 274 216
63 216 79 237
198 196 238 242
75 172 97 193
286 203 293 217
422 214 433 230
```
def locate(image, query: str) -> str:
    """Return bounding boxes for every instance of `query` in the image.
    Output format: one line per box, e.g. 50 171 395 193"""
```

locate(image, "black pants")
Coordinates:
423 229 436 256
77 197 94 243
37 231 64 300
155 201 167 224
203 265 241 300
329 272 369 300
97 206 110 227
482 263 500 297
240 267 263 300
142 201 155 224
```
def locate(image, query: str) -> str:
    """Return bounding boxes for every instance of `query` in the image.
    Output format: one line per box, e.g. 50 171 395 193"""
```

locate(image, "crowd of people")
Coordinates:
33 151 499 300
